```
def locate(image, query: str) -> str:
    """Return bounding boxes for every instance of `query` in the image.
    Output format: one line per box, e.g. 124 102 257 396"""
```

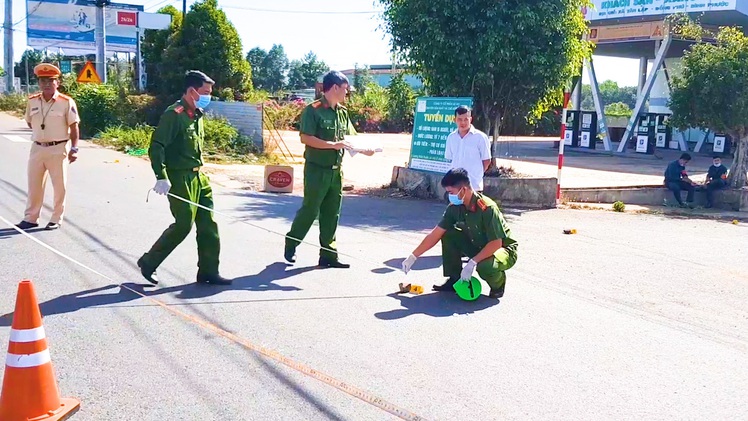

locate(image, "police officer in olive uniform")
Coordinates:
401 168 518 299
137 70 230 286
16 63 81 231
284 70 373 268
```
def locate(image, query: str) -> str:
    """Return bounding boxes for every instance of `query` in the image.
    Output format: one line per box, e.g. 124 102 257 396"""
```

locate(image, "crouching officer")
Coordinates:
400 168 518 299
137 70 230 286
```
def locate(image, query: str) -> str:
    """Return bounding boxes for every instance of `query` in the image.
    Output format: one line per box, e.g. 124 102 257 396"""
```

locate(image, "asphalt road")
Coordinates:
0 112 746 420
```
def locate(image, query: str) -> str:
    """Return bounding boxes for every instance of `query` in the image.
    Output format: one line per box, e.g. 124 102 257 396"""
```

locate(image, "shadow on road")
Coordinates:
0 283 148 327
226 190 446 233
0 226 47 238
374 292 500 320
153 262 313 300
374 255 443 274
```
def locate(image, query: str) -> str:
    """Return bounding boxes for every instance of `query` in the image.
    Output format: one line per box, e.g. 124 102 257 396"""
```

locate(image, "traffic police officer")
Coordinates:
16 63 80 231
284 70 373 268
401 168 518 298
137 70 230 286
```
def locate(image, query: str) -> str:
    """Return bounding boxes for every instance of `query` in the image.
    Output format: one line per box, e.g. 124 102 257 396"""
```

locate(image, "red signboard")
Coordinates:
117 11 137 26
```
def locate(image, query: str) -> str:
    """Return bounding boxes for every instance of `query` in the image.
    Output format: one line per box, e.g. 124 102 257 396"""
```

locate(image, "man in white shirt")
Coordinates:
445 106 491 191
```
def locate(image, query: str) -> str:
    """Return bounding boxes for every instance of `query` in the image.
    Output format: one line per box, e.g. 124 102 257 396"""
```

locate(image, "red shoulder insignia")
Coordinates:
311 101 322 109
29 93 41 99
477 199 488 211
174 105 185 114
57 93 72 100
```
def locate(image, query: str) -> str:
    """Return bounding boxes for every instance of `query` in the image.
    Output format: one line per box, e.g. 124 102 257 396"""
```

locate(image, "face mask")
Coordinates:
448 188 464 206
195 94 211 109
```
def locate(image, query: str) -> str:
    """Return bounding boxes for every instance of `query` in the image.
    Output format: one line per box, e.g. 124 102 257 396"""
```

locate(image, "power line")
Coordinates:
220 4 379 15
145 0 178 12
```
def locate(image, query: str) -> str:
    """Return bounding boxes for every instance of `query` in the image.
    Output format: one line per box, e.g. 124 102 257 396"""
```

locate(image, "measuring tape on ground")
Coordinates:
0 212 429 421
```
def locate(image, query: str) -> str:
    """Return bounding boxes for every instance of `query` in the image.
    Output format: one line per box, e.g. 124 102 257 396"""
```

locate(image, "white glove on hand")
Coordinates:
401 254 417 274
153 179 171 195
460 259 477 281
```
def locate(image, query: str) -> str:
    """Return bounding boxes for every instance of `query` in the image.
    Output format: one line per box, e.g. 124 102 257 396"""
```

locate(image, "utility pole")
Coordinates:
4 0 15 92
182 0 187 15
95 0 109 83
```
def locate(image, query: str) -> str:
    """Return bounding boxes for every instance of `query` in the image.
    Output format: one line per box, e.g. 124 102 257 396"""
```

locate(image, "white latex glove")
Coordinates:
460 259 477 281
401 254 417 274
153 179 171 195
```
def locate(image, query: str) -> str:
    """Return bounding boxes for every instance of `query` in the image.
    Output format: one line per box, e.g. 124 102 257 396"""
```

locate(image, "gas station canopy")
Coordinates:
585 0 748 58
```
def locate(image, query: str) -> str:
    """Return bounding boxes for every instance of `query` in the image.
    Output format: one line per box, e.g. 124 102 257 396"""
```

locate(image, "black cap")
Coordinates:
185 70 215 84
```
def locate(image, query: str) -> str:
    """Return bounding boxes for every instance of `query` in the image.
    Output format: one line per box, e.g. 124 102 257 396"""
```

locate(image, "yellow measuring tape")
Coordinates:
0 212 429 421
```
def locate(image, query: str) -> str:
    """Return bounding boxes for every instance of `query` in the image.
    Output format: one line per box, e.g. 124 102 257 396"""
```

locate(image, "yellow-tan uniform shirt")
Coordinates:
25 92 80 142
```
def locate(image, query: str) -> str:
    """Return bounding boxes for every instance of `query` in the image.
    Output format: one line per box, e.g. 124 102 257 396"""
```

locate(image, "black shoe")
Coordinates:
45 222 60 230
196 273 233 285
432 277 458 292
705 203 713 209
16 221 38 230
489 284 505 299
284 248 297 264
136 256 159 285
318 257 350 269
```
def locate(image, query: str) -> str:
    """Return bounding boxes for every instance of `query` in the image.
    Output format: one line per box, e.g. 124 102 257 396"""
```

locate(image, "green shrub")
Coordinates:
0 93 28 115
612 201 626 212
386 73 416 132
68 84 120 137
347 82 388 132
203 114 251 155
119 94 165 127
604 102 633 117
98 125 155 152
217 87 235 102
263 99 305 130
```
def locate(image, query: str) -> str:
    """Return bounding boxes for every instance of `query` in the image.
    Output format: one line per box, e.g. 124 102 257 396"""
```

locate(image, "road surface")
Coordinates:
0 113 746 420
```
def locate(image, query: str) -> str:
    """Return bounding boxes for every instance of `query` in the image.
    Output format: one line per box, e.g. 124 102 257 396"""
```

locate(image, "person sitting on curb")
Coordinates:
704 155 729 208
664 153 696 208
400 168 518 299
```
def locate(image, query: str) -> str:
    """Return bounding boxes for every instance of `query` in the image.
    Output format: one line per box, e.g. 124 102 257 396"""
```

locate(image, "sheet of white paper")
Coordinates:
344 137 384 153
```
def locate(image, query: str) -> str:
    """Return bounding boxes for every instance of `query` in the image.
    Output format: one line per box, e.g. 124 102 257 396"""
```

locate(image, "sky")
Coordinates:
0 0 642 87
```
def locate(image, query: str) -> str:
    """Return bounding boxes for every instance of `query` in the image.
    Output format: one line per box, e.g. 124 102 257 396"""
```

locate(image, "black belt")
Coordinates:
34 140 68 147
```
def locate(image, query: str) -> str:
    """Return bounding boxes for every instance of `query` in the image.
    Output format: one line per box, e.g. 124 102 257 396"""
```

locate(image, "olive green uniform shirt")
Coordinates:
298 96 356 168
149 100 205 180
438 193 518 254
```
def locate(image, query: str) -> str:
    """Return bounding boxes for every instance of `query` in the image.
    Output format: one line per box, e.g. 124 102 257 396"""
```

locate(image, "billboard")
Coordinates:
26 0 143 53
409 97 473 173
585 0 737 22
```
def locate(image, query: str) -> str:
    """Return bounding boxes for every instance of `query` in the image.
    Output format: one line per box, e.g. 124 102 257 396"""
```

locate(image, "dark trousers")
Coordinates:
706 179 727 206
666 181 695 205
441 229 517 290
142 171 220 274
285 164 343 260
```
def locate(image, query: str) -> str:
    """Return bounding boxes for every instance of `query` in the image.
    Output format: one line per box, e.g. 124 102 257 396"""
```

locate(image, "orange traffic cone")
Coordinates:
0 280 80 421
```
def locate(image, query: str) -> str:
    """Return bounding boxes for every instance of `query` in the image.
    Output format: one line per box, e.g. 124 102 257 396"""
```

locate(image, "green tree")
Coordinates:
161 0 252 97
379 0 591 145
246 47 268 87
581 80 637 110
387 71 416 132
352 64 374 94
669 22 748 188
14 49 45 86
247 44 289 92
287 52 329 89
141 5 182 94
